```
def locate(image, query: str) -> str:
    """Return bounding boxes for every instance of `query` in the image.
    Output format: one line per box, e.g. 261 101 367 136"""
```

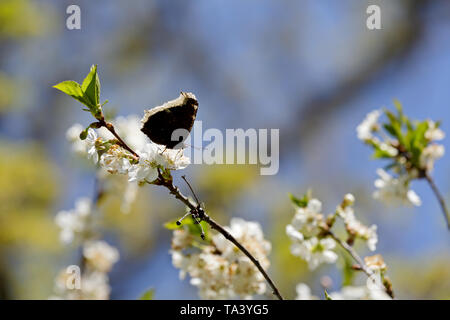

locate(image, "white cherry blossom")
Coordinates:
356 109 381 141
373 169 421 206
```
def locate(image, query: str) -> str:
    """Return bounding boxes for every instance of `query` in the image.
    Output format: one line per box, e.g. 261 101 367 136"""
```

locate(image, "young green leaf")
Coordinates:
382 124 397 137
384 109 407 146
81 64 100 109
289 193 308 208
164 216 209 240
409 120 429 166
139 288 155 300
53 80 90 106
384 110 398 127
393 99 403 116
187 220 209 240
164 219 182 230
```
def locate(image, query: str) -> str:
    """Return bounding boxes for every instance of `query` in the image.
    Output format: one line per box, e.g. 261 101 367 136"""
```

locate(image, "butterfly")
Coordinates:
141 92 198 149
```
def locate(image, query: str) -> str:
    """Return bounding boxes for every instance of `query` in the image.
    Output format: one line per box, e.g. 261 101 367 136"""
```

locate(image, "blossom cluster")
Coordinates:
51 198 119 300
357 102 445 207
55 197 96 245
50 240 119 300
170 218 272 299
66 114 190 184
59 66 191 184
286 193 378 270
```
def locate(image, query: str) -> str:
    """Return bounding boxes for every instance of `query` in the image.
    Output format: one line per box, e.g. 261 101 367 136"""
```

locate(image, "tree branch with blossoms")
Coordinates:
54 67 445 301
287 192 393 299
53 65 283 300
357 100 449 229
325 230 392 297
286 101 446 300
326 232 371 278
156 173 283 300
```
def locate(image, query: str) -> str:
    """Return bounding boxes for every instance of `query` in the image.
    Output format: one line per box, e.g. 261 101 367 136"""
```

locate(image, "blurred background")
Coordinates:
0 0 449 299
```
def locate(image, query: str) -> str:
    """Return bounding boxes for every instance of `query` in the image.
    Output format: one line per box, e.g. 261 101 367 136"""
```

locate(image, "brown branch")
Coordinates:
98 118 140 159
424 174 450 229
205 217 283 300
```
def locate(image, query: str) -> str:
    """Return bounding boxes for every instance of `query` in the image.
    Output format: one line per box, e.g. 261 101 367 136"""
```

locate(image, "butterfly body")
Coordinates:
141 92 198 149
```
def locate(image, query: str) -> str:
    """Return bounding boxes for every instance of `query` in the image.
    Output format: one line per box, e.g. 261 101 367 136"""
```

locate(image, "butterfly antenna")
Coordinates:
195 218 206 240
181 175 201 205
176 207 205 240
180 175 205 240
176 211 191 226
183 143 208 151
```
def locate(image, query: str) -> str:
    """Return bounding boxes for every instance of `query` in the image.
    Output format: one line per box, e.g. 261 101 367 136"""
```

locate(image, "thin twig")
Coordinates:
205 216 283 300
328 233 372 278
181 175 201 204
99 119 140 159
425 174 450 229
328 232 393 298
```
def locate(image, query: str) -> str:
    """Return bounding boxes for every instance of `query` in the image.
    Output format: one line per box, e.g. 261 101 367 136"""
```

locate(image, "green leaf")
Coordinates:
384 110 398 127
324 290 332 300
409 120 429 166
187 220 209 240
289 193 308 208
81 64 100 108
382 124 397 137
404 120 415 149
384 110 405 144
164 216 209 241
405 118 414 132
53 81 90 106
393 99 403 117
415 121 429 143
139 288 155 300
394 99 411 125
164 219 182 230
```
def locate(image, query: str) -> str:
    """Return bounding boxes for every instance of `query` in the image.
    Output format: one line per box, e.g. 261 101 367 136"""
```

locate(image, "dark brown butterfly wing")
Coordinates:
141 96 198 149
